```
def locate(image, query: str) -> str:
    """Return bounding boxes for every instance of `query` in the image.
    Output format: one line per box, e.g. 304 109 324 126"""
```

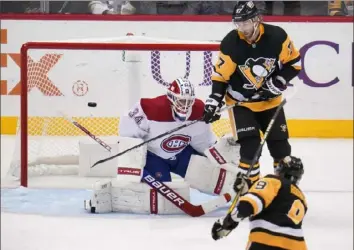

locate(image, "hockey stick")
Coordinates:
90 104 235 169
226 98 287 216
143 169 231 217
63 112 232 217
59 111 112 152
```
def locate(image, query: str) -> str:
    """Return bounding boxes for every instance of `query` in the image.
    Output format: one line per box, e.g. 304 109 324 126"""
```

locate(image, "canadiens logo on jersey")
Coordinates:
161 134 191 153
239 57 276 90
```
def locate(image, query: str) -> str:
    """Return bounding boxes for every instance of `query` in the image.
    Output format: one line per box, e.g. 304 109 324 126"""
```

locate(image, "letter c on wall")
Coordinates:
298 41 339 87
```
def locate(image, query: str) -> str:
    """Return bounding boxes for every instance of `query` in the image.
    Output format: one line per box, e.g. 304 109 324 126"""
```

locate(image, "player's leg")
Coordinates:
230 106 262 183
257 106 291 171
85 137 192 215
247 241 287 250
144 151 172 182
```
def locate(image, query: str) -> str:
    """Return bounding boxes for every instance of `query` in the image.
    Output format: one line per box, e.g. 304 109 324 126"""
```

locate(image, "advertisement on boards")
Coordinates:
0 17 353 137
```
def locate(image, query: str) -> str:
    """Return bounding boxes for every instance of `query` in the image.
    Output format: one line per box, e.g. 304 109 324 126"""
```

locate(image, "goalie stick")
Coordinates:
143 169 231 217
59 111 112 152
225 98 287 219
91 104 235 169
64 112 232 217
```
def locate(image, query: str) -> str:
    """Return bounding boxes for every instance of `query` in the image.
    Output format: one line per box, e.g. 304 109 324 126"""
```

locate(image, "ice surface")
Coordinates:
1 136 353 250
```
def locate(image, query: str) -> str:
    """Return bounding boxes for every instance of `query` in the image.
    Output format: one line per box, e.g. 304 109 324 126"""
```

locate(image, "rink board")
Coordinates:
0 17 353 138
1 117 353 138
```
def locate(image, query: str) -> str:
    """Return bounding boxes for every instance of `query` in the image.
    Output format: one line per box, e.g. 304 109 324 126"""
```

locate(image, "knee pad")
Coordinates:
267 139 291 160
239 137 261 160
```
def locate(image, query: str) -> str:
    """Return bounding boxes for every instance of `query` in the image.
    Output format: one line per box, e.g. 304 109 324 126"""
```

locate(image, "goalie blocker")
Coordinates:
83 136 241 215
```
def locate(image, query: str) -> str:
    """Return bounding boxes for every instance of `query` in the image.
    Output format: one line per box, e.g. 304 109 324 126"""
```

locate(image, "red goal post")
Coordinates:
15 40 232 187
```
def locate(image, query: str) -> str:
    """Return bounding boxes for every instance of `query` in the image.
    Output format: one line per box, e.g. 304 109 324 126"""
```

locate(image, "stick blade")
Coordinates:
91 158 107 169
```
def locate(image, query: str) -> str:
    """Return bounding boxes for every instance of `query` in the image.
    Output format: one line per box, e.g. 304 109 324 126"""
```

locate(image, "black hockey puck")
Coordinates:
88 102 97 107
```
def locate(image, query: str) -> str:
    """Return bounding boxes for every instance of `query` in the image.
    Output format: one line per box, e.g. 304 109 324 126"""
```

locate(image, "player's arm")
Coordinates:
190 99 238 163
210 175 282 240
118 101 149 139
262 28 301 96
211 38 237 100
234 176 282 219
277 31 302 83
189 123 217 154
203 35 237 123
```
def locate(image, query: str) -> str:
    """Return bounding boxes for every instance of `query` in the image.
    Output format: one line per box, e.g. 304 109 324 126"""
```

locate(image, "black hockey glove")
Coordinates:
202 94 224 124
211 214 239 241
251 75 287 101
262 75 287 96
233 172 251 195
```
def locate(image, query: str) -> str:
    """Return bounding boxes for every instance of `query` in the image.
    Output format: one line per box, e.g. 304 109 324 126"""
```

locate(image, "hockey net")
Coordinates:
9 36 233 187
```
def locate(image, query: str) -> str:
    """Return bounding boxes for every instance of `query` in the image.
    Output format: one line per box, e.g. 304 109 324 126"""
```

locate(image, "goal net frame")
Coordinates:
18 41 221 187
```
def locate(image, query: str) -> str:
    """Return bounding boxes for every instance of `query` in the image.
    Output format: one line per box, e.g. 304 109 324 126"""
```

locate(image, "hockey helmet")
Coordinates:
275 156 304 184
232 1 261 37
167 78 196 121
232 1 260 22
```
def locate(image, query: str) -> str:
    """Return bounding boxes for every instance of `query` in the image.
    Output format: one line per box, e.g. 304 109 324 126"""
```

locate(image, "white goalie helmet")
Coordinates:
167 78 196 121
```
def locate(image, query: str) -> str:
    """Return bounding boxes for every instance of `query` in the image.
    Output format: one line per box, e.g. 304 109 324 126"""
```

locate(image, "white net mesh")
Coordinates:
10 36 232 184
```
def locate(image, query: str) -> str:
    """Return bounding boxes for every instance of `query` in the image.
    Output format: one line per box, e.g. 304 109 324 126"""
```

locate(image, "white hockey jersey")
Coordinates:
119 95 217 159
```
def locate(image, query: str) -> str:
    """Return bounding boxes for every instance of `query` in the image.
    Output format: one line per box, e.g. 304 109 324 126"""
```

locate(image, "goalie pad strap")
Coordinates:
150 189 158 214
208 147 227 165
204 136 240 166
214 168 227 195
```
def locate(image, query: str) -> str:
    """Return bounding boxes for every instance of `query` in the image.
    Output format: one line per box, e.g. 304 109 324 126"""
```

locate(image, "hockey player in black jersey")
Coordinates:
202 1 301 183
212 156 308 250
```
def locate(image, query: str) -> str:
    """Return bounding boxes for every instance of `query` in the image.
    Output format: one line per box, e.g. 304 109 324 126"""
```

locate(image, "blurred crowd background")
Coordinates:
0 1 353 16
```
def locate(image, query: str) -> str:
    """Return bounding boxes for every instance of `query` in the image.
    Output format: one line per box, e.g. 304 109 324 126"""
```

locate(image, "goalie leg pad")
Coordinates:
185 155 239 196
204 136 241 166
84 180 113 213
85 180 191 215
116 136 147 182
112 180 190 215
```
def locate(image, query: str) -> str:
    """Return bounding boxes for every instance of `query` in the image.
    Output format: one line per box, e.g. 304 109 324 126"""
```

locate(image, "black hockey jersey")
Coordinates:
212 23 301 112
237 175 308 250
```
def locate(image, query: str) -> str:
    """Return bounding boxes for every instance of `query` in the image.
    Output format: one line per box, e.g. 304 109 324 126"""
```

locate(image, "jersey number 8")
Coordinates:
287 199 305 225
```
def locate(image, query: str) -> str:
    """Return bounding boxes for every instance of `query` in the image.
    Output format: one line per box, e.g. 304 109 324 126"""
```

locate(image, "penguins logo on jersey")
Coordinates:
239 57 276 90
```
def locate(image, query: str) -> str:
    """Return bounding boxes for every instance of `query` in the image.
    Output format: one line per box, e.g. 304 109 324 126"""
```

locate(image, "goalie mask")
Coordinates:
232 1 262 41
167 78 196 122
